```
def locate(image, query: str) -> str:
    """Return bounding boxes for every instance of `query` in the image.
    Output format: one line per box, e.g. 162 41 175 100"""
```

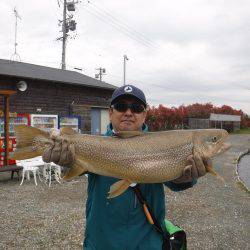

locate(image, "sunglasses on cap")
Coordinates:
111 102 146 113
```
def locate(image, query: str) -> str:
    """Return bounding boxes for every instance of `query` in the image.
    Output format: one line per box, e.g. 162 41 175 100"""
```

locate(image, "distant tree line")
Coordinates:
145 103 250 131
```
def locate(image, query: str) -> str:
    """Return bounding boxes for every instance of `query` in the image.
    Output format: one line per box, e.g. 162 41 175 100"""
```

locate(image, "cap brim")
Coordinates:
111 94 147 107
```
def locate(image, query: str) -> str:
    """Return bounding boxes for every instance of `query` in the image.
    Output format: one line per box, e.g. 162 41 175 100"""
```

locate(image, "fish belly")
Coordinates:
77 142 193 183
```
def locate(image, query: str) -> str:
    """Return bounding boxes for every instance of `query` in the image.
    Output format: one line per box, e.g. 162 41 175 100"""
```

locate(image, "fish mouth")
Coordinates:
217 142 231 154
210 133 231 155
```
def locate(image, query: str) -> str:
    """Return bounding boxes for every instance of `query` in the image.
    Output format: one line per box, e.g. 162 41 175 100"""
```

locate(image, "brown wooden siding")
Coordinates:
0 76 113 133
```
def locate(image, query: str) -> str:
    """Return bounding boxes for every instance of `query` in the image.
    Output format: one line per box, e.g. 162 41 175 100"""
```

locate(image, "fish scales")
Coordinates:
64 131 195 182
12 125 230 192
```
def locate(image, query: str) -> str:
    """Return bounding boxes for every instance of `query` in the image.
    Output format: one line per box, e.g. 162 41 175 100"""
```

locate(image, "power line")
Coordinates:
85 2 206 69
85 2 250 89
77 2 250 94
83 7 155 49
87 2 158 49
83 3 217 79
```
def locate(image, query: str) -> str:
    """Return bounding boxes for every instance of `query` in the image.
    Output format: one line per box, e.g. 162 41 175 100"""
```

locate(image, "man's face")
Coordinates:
109 97 147 132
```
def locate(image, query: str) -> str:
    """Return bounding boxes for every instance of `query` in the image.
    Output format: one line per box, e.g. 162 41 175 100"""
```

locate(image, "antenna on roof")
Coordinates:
10 7 21 62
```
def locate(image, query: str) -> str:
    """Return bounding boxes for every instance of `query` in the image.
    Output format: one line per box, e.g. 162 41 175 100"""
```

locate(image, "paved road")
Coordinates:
237 153 250 189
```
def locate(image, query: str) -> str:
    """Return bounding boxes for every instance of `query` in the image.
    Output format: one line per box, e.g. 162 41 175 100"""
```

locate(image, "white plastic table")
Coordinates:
16 157 45 186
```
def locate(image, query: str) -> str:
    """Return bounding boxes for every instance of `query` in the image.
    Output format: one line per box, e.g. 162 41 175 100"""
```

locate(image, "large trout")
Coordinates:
12 125 230 198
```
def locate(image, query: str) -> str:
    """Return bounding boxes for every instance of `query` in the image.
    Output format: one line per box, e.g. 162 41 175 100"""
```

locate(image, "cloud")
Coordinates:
1 0 249 114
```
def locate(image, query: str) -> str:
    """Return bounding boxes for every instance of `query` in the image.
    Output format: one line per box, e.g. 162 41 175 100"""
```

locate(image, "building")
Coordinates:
188 117 210 129
209 113 241 132
0 59 117 134
188 113 241 131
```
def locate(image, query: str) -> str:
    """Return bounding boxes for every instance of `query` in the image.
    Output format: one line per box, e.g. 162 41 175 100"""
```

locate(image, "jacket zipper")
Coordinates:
133 193 137 208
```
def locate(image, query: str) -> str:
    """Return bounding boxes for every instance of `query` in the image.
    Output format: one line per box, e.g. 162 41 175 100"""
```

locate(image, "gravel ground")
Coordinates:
0 134 249 250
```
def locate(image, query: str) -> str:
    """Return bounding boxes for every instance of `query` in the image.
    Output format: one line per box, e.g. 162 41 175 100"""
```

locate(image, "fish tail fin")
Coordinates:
108 179 132 199
11 125 49 160
206 164 226 185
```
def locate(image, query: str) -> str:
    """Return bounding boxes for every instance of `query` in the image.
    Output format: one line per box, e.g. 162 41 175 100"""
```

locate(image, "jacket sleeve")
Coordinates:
164 179 197 191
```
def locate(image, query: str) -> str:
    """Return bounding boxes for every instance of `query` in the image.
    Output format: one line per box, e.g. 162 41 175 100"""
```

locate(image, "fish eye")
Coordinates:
211 136 217 142
205 136 218 143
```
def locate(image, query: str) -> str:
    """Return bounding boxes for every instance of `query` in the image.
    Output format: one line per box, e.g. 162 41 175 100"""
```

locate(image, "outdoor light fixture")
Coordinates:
17 81 27 92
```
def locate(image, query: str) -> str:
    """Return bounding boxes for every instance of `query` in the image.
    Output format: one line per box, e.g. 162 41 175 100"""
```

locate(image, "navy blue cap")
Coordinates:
111 85 147 107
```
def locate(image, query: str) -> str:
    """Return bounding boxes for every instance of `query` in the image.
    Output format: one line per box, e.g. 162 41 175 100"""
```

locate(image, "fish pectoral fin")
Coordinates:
114 131 143 139
108 179 132 199
63 158 88 180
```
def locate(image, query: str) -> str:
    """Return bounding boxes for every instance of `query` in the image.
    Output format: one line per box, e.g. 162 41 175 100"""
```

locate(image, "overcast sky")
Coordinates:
1 0 250 114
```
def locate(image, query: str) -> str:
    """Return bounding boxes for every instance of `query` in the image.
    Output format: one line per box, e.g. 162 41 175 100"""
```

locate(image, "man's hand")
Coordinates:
42 129 75 167
172 154 211 184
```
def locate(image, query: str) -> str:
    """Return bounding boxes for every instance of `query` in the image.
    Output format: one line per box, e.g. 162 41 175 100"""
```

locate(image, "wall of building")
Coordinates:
188 117 240 132
188 118 210 129
0 76 113 133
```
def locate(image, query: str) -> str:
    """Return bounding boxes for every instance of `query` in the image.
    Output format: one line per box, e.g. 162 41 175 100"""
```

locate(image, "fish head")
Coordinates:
195 129 230 158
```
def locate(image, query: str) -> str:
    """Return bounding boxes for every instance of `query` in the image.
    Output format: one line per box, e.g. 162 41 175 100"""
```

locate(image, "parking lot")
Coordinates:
0 134 249 250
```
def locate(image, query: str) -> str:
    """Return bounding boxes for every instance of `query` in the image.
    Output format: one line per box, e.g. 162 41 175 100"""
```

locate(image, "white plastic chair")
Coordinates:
16 156 45 186
43 162 62 187
51 163 62 183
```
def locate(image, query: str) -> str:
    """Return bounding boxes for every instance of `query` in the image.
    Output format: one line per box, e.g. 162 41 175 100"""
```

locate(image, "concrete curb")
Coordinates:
236 148 250 192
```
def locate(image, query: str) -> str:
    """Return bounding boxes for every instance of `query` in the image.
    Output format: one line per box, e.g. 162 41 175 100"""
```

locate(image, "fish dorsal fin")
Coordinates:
60 127 78 136
115 131 143 139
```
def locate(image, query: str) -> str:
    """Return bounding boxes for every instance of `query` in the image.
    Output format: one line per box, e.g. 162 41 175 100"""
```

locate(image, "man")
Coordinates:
43 85 208 250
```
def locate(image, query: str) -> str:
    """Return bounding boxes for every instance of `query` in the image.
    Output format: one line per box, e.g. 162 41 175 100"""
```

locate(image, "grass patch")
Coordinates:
231 128 250 134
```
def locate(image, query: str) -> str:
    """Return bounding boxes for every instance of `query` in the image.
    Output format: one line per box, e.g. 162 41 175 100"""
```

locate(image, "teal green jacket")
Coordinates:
83 124 195 250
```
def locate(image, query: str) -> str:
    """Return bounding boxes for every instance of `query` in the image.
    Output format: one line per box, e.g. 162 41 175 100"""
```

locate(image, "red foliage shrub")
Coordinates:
146 103 249 131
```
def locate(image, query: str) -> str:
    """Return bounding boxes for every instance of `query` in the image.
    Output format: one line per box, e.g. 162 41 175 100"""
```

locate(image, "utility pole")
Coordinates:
95 67 106 81
123 55 129 85
61 0 67 70
57 0 78 70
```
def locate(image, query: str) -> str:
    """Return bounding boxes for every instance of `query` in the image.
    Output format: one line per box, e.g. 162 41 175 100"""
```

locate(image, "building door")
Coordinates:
101 109 110 134
91 108 101 135
91 108 109 135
